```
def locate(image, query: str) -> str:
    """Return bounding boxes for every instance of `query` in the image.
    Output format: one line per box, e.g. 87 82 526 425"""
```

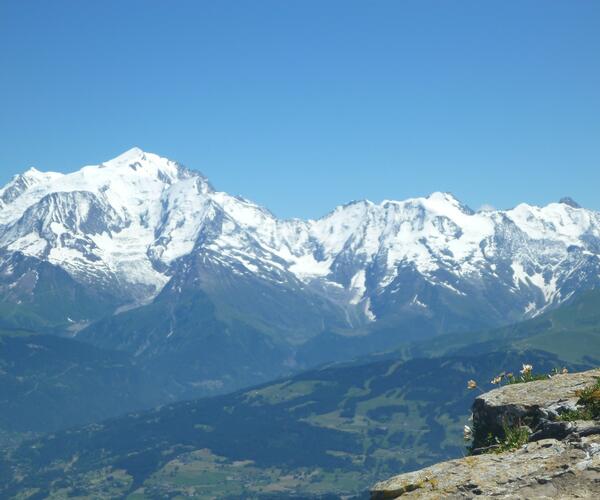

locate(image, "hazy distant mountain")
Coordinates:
0 328 166 444
1 148 600 394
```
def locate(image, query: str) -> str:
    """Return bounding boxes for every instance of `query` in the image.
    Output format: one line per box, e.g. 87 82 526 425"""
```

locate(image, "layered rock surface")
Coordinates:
371 368 600 499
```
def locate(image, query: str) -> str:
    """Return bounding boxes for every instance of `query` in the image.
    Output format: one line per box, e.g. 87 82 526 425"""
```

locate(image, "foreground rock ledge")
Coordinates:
371 368 600 499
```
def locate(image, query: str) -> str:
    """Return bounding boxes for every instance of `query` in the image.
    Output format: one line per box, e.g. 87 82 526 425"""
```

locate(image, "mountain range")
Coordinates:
1 148 600 396
2 148 600 498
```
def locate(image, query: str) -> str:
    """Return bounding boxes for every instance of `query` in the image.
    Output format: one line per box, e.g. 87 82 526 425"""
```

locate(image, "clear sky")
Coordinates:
1 1 599 219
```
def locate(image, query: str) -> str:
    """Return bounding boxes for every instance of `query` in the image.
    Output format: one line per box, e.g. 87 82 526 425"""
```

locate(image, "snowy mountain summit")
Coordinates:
1 148 600 338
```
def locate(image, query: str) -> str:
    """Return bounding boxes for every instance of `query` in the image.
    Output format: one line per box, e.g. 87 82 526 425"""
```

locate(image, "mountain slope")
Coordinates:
402 288 600 364
79 287 294 398
4 288 600 497
2 148 600 326
0 329 166 447
0 250 119 333
1 349 579 499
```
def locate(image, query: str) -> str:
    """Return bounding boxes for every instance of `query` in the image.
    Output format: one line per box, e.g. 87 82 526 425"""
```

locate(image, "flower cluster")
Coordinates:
489 371 514 385
520 364 533 375
463 363 571 450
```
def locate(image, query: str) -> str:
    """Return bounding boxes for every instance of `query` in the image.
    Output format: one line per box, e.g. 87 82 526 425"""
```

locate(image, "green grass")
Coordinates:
482 367 567 388
469 421 530 455
494 424 530 453
245 380 325 405
505 372 551 385
140 449 367 498
559 378 600 421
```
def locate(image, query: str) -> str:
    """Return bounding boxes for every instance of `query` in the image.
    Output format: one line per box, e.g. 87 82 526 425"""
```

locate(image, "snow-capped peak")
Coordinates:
1 149 599 322
102 147 153 170
22 166 43 177
0 149 214 298
109 146 145 162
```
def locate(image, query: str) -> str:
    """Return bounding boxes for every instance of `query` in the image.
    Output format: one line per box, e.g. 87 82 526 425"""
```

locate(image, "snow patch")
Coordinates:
349 270 367 305
288 254 331 279
410 294 427 308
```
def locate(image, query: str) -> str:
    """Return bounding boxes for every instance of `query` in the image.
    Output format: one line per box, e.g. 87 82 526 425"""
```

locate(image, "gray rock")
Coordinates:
372 436 600 498
472 368 600 446
371 368 600 499
559 197 581 208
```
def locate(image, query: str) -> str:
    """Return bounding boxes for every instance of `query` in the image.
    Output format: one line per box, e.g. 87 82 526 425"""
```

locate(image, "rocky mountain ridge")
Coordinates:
1 148 600 336
3 149 600 395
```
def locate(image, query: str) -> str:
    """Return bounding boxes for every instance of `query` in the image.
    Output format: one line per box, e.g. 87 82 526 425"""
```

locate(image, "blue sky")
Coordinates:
1 1 599 219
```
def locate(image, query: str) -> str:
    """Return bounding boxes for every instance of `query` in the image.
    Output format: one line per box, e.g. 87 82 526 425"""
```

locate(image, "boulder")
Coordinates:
371 368 600 499
471 368 600 447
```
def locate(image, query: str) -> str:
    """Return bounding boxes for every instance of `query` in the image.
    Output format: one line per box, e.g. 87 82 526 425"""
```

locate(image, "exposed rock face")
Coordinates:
471 368 600 449
371 368 600 499
371 436 600 499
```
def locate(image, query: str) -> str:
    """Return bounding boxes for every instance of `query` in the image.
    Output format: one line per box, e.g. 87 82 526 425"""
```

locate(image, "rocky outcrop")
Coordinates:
371 368 600 499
